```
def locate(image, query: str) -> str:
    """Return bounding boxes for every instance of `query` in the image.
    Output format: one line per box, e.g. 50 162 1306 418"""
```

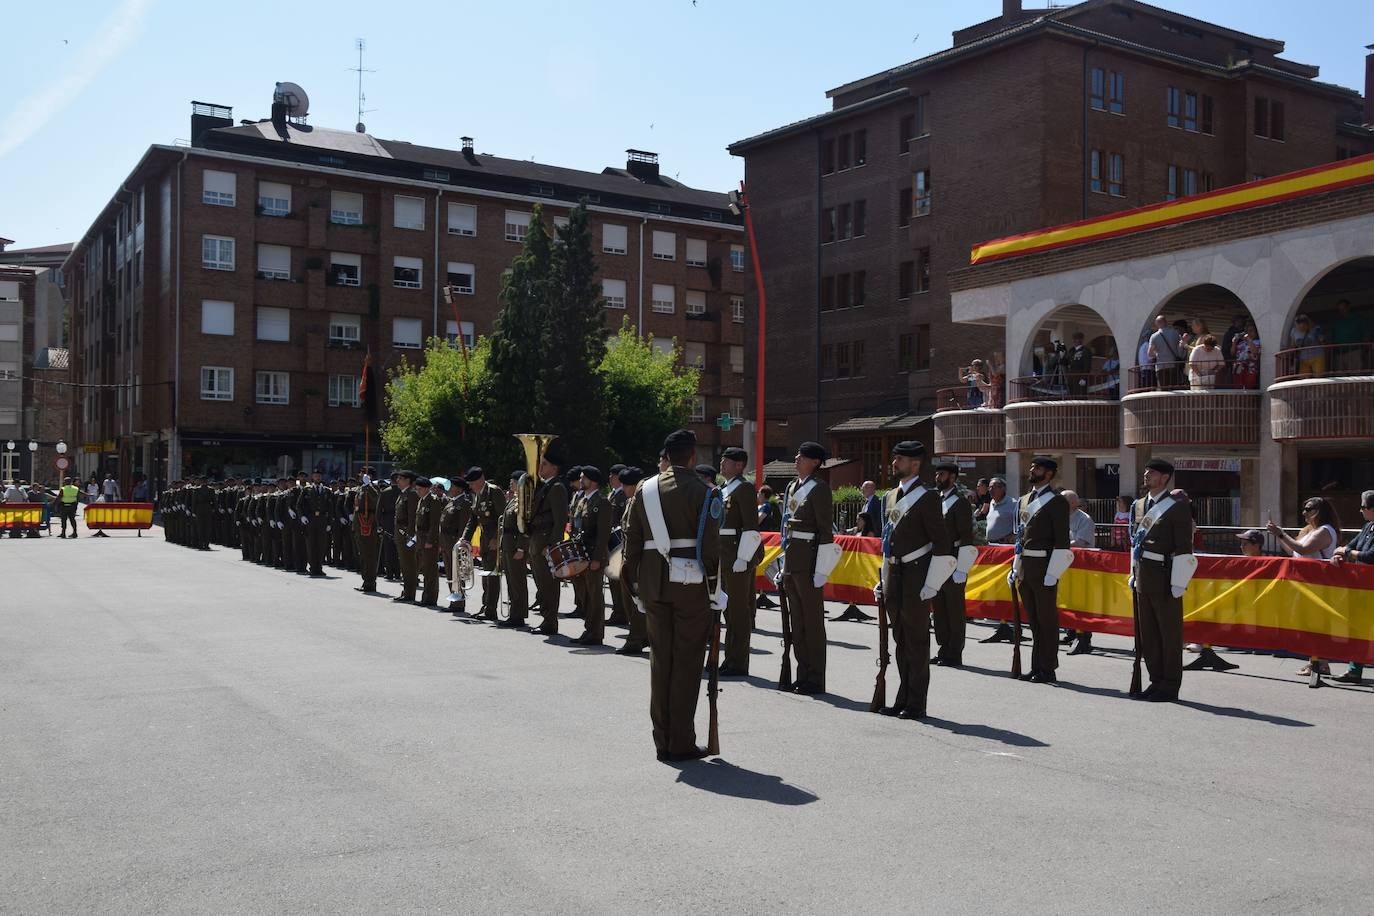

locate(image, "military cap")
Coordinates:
1030 455 1058 471
395 469 417 481
582 466 604 485
609 463 627 476
721 447 748 463
933 459 961 474
464 466 484 482
694 463 717 480
510 470 524 482
1144 458 1175 476
415 476 432 487
663 428 697 451
619 467 644 486
892 440 925 458
797 441 828 461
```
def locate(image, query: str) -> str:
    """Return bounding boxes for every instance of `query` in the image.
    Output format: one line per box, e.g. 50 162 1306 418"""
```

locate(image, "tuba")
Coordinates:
513 433 557 535
448 539 475 602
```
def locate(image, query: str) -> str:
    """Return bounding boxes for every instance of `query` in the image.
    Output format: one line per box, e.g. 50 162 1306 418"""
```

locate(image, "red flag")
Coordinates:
358 352 377 419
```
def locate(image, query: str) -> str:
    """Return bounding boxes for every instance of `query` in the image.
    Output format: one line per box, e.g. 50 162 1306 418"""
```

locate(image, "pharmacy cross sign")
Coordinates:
716 412 735 432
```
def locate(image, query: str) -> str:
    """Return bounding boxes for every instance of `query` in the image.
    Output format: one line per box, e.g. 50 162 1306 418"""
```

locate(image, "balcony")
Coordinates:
1122 361 1260 447
1269 344 1374 441
1002 374 1119 452
932 387 1005 456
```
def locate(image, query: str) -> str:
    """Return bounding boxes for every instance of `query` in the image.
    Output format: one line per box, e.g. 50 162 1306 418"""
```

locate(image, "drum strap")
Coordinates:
640 473 672 560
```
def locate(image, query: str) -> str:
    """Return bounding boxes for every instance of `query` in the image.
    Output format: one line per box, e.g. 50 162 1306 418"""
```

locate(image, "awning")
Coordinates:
827 409 930 434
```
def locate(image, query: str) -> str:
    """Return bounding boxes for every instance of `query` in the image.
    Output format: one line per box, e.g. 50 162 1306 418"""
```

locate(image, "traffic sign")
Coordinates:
55 456 70 471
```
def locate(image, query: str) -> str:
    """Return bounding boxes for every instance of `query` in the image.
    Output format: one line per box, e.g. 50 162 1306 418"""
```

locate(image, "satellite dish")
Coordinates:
274 82 310 118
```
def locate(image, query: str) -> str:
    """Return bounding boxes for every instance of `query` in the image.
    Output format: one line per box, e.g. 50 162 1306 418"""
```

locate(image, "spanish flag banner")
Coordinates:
754 535 1374 665
0 504 44 529
85 502 156 530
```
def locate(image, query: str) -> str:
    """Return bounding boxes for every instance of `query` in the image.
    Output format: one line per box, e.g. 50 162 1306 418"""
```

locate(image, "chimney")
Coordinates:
1003 0 1021 17
1365 45 1373 126
461 136 477 163
626 149 660 183
190 101 233 147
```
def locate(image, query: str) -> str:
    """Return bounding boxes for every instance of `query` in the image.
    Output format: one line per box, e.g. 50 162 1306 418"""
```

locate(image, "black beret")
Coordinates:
619 467 644 486
1144 458 1175 476
510 470 524 482
395 469 417 480
465 466 484 481
1030 455 1058 471
722 447 748 463
663 428 697 451
797 441 828 461
892 440 926 458
415 476 432 487
543 449 566 469
609 463 626 475
582 466 604 484
695 463 717 478
933 460 961 474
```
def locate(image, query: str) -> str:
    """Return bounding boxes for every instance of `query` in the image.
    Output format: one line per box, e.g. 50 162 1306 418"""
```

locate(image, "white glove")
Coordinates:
812 574 827 589
288 509 296 519
1171 586 1185 599
1043 574 1059 588
952 570 967 585
873 583 883 602
772 572 784 590
1006 569 1018 587
919 585 938 601
1128 575 1137 590
732 558 748 574
710 589 728 612
406 537 417 548
633 597 647 615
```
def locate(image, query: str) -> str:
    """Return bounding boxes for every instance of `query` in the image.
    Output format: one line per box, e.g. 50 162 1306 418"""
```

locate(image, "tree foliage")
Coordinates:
601 320 698 470
381 337 505 474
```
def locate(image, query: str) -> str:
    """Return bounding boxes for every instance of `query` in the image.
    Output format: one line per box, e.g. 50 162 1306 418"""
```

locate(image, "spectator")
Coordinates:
1148 315 1186 389
1066 332 1094 396
131 475 149 502
984 476 1016 544
849 480 881 535
853 510 878 538
1289 313 1326 376
988 351 1007 408
85 476 99 502
1188 318 1210 352
756 486 780 532
1188 334 1225 389
56 476 81 538
1136 333 1155 390
1220 313 1247 366
3 479 25 503
972 478 992 519
1330 491 1374 684
1328 299 1369 372
1111 494 1132 550
1268 497 1341 679
1101 342 1121 399
1235 528 1265 557
100 474 121 503
1232 321 1261 389
960 359 991 408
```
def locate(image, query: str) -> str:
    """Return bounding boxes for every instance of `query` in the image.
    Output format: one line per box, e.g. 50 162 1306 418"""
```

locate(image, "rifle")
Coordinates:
777 583 794 690
1129 587 1144 695
707 603 722 754
869 592 890 712
1010 576 1023 679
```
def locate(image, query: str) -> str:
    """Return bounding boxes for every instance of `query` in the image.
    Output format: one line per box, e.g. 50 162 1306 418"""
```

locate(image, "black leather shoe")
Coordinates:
606 614 628 626
1135 685 1158 700
1333 672 1363 684
792 683 822 695
1028 671 1058 684
897 707 927 720
573 635 603 647
391 596 414 604
980 624 1014 644
656 749 670 761
1146 690 1177 702
1060 631 1077 645
930 655 944 665
525 625 557 636
878 706 900 716
667 746 712 762
1067 638 1093 656
495 618 522 628
717 666 747 677
615 644 645 656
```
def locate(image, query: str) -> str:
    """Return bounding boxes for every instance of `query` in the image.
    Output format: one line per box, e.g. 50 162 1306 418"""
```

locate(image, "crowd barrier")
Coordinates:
0 503 45 531
753 533 1374 665
85 502 155 531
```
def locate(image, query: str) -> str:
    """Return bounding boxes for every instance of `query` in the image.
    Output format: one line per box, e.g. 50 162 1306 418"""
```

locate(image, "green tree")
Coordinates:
546 199 609 467
600 320 699 469
487 204 554 436
381 336 504 473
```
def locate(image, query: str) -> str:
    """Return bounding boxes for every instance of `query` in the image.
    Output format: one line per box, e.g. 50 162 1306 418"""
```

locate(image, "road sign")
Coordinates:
55 456 70 471
716 412 735 431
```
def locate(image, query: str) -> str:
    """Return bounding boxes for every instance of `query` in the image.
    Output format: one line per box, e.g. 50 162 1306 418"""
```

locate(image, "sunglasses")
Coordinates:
1302 506 1319 513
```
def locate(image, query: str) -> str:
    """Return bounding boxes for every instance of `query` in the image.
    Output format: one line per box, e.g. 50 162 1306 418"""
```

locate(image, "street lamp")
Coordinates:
56 440 67 455
2 441 14 483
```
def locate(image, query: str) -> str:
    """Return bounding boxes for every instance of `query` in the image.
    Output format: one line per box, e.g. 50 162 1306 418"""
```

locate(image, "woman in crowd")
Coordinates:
1232 321 1261 389
961 359 991 408
988 351 1007 408
1188 334 1225 389
1111 494 1132 550
1267 497 1342 678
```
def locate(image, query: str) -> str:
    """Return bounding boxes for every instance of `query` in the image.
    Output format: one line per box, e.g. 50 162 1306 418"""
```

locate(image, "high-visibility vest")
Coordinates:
61 484 80 504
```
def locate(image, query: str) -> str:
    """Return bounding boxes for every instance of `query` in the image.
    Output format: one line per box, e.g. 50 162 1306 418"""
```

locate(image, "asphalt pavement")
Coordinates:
2 529 1371 915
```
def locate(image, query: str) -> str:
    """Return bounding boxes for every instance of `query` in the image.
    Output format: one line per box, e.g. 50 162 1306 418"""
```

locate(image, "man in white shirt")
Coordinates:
979 477 1019 643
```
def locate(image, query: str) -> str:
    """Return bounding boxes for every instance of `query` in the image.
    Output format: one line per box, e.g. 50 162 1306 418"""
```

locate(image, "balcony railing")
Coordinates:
934 386 998 411
932 399 1006 456
1273 343 1374 381
1126 358 1258 393
1004 399 1119 451
1007 372 1119 403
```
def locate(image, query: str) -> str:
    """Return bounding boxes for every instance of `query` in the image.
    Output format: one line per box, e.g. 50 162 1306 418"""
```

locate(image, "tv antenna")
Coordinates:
349 38 377 132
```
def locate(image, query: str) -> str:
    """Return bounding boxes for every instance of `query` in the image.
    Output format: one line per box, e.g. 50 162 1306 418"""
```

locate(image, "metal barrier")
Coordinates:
0 503 45 531
84 502 156 534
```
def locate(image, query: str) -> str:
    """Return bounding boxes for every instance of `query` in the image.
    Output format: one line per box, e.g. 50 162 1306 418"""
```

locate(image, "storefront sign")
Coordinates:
1173 458 1242 473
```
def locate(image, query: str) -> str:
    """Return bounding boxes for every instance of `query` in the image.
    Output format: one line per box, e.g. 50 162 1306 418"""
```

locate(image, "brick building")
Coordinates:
63 100 747 489
729 0 1371 485
0 248 72 484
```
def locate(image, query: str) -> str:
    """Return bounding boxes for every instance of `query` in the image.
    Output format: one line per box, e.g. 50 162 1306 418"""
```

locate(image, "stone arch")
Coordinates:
1129 283 1260 392
1009 301 1120 405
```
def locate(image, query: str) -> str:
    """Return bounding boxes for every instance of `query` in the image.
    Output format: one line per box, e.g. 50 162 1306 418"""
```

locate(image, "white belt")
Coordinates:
899 543 933 564
788 531 815 541
644 538 696 550
1141 550 1166 562
719 528 738 536
1022 548 1048 558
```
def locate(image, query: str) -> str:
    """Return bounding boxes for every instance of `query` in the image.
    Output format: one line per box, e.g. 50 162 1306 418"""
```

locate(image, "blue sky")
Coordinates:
1 0 1368 249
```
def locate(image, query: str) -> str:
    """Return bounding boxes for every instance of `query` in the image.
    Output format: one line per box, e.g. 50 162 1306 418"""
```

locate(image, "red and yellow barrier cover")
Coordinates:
0 503 44 529
85 502 155 530
754 535 1374 664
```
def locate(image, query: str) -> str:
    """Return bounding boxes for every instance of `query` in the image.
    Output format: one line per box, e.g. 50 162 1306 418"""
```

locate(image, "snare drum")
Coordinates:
545 539 591 579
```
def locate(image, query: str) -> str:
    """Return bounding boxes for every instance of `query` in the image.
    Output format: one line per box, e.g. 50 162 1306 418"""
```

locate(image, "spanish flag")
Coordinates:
358 351 377 419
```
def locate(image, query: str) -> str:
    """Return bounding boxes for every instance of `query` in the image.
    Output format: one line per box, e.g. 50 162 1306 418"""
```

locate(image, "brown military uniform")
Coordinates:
619 492 648 651
439 491 473 603
393 486 421 601
499 493 529 624
572 488 613 642
718 476 760 672
623 467 722 756
528 476 570 632
416 490 443 606
934 486 975 665
882 479 953 715
781 474 833 691
463 481 507 619
606 486 630 625
1132 491 1194 698
352 481 381 591
1014 487 1071 678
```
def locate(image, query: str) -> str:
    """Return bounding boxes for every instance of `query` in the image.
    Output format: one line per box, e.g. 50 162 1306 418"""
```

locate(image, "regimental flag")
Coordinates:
358 351 377 419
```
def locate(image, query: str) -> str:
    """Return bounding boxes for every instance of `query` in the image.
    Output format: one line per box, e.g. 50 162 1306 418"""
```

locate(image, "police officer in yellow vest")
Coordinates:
1130 458 1197 702
57 477 81 538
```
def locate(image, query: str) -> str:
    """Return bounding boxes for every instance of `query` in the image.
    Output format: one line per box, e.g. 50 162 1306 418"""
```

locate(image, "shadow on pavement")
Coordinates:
920 716 1049 748
1174 699 1313 727
671 758 819 806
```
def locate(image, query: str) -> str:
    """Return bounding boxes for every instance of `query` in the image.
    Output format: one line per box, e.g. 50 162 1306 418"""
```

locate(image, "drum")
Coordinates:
545 539 590 579
606 542 624 581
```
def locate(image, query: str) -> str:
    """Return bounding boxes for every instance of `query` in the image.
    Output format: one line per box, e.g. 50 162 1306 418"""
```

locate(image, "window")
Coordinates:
200 366 233 401
852 270 866 308
899 261 914 299
730 397 745 420
686 238 708 267
838 203 852 240
393 195 425 230
821 138 836 175
853 199 866 237
916 248 931 293
392 317 423 349
1108 152 1125 196
821 207 836 244
602 277 627 309
328 374 360 407
1108 71 1125 114
256 307 290 342
0 280 18 301
686 289 707 316
329 252 361 286
0 323 18 341
1091 150 1103 193
256 244 291 280
730 345 744 374
651 338 674 358
1090 67 1105 110
683 341 706 369
602 223 627 254
200 300 234 336
914 325 931 370
898 333 914 373
1255 97 1285 141
821 343 834 379
731 295 744 323
1200 94 1214 134
837 134 851 170
730 244 745 272
552 216 569 233
444 320 475 349
423 168 450 182
914 170 931 216
330 191 363 225
820 275 836 311
853 129 867 166
913 93 928 137
899 187 912 227
0 362 17 381
1166 87 1181 128
836 273 850 311
1184 91 1198 131
504 210 531 242
835 341 865 378
329 313 361 346
259 180 290 215
255 371 289 405
448 202 477 236
652 230 676 261
0 406 15 425
393 256 423 289
651 283 675 314
202 169 236 206
690 396 706 422
201 235 234 271
899 114 915 152
446 262 474 294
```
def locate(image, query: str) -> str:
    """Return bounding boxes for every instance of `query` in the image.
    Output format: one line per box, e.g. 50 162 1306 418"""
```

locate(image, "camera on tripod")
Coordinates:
1050 339 1068 356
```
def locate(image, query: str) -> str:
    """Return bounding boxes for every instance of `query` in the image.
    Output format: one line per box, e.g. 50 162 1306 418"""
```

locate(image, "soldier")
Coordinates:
566 466 587 620
462 467 506 622
192 476 213 550
605 465 630 626
695 464 718 487
615 467 649 655
1009 455 1073 684
526 449 570 636
778 441 841 695
352 466 382 593
1129 458 1197 702
439 478 473 612
298 468 332 577
272 478 292 568
497 470 530 628
414 477 443 608
716 447 760 676
873 441 955 719
236 481 253 562
571 466 613 646
392 470 420 604
378 472 401 582
290 471 309 574
932 459 977 667
623 430 725 761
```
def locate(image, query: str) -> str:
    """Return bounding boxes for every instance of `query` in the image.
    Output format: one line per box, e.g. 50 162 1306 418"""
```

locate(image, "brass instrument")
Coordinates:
513 433 557 536
448 540 475 600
